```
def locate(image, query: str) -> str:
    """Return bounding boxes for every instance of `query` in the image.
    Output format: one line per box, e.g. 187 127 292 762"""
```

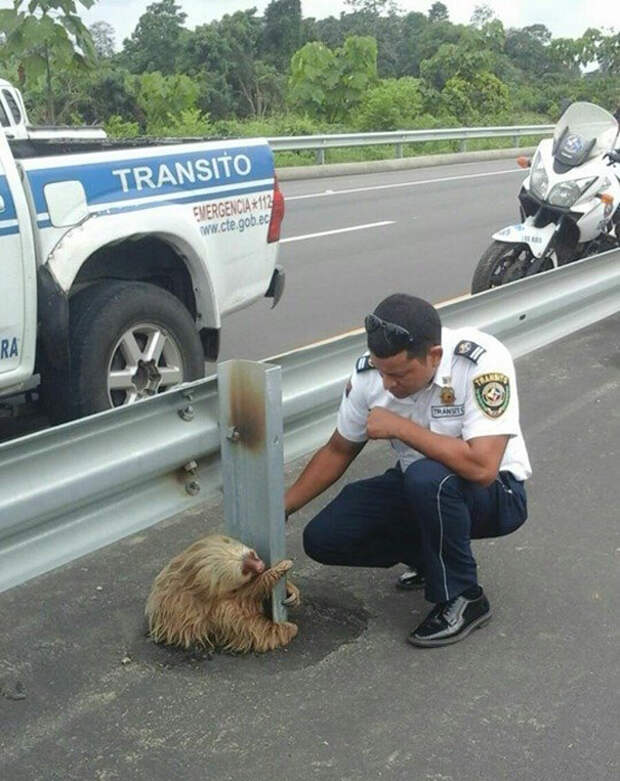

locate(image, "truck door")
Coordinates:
0 132 37 393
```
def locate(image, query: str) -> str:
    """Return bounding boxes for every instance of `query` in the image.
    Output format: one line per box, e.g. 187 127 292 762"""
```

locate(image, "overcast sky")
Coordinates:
1 1 616 47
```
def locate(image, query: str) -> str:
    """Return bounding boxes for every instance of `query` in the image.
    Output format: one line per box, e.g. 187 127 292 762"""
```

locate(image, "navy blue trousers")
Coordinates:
303 459 528 603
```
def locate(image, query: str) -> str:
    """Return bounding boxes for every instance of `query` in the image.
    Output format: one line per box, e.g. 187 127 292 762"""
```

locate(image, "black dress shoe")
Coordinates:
408 589 491 647
396 568 426 590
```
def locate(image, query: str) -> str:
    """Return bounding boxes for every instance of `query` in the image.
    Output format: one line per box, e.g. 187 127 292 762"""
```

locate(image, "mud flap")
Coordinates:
265 265 285 309
37 265 70 373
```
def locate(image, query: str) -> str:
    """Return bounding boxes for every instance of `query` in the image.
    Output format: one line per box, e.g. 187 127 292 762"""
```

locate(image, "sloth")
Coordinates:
145 534 300 653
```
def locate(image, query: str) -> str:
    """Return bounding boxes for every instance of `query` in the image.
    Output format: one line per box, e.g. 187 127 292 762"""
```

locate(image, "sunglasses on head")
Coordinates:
364 313 415 350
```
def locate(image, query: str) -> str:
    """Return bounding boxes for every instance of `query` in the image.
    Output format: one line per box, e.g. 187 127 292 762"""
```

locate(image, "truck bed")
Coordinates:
9 135 228 159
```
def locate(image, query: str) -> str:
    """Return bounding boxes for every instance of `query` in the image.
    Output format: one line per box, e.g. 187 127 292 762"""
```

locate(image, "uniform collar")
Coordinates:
433 327 458 388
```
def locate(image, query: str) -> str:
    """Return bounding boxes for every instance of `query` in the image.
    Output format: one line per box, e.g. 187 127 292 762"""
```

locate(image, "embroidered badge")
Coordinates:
473 373 510 418
356 355 375 373
455 340 487 363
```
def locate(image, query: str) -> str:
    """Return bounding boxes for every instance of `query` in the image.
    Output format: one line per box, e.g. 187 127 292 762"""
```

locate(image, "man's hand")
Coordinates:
366 407 405 440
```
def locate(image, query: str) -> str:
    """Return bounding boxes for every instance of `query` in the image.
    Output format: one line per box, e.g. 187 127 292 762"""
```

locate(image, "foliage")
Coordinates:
441 72 511 122
0 1 96 79
0 0 96 121
151 108 212 137
428 2 449 23
135 71 199 133
179 9 284 119
104 114 140 138
3 0 620 143
261 0 303 71
121 0 186 75
89 20 114 58
288 36 377 121
355 77 423 130
420 40 494 90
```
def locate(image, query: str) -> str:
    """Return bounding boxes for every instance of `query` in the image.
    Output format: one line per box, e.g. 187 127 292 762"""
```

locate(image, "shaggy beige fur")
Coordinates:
145 534 300 653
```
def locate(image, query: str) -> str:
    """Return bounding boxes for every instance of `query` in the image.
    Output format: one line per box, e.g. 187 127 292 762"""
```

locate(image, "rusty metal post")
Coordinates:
217 360 287 623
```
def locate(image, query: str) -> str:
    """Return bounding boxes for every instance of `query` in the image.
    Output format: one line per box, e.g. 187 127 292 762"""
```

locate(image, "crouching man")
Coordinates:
285 293 531 647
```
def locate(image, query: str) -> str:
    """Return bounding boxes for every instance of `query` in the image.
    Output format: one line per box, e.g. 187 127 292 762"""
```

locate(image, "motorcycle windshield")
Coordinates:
552 102 618 167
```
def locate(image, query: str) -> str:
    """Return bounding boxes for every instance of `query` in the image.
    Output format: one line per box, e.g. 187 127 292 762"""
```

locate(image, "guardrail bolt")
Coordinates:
178 405 195 421
226 426 241 442
186 480 201 496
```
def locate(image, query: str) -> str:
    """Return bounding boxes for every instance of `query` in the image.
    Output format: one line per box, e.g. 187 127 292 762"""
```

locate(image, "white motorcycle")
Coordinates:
471 101 620 293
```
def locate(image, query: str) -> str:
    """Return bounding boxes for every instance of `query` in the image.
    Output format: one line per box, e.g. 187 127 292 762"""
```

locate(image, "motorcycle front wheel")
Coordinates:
471 241 553 294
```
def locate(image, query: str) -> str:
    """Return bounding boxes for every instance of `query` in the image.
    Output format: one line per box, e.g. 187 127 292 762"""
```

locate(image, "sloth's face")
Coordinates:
241 548 265 578
189 536 267 594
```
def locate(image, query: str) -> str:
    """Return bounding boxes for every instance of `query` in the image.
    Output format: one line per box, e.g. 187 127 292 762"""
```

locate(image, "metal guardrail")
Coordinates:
268 124 554 164
1 247 619 593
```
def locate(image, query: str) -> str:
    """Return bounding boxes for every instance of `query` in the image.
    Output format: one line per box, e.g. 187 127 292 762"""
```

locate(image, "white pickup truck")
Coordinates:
0 82 285 422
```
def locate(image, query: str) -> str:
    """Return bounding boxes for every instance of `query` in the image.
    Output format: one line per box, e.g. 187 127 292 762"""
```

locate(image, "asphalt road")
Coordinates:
219 158 526 362
1 314 618 781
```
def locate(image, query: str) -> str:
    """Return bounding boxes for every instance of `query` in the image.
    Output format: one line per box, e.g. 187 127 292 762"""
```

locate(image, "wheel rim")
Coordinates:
106 323 184 407
489 245 535 287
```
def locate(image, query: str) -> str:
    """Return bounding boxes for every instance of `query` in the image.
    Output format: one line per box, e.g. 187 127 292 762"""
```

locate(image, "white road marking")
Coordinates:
287 168 523 201
281 220 395 243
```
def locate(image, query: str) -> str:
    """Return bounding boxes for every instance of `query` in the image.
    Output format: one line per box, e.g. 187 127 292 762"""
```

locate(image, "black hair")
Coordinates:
367 294 442 359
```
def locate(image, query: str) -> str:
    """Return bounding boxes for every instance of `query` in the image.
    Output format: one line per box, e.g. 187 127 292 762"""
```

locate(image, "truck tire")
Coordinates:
471 241 532 294
49 281 205 421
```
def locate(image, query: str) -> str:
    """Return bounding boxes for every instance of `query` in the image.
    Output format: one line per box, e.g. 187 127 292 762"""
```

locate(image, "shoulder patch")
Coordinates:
355 355 375 373
454 340 487 364
473 372 510 418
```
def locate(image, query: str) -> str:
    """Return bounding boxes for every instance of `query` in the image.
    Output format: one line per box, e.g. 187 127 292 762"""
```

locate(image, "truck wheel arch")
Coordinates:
43 217 221 360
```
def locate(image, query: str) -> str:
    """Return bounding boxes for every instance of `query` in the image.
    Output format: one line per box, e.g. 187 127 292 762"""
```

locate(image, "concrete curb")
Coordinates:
277 145 536 181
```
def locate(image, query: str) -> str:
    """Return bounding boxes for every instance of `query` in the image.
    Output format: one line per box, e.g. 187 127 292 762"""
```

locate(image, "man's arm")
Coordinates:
285 430 365 518
367 407 508 487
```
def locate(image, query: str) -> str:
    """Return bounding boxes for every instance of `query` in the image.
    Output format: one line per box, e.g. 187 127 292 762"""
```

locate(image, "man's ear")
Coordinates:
429 345 443 366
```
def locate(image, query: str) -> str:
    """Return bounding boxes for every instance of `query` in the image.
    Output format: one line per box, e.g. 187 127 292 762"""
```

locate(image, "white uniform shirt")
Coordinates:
337 326 532 481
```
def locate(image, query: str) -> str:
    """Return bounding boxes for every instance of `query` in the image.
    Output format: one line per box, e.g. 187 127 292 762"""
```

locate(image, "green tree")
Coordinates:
89 19 114 58
261 0 303 71
180 10 284 119
441 72 510 122
288 35 377 122
593 30 620 74
419 39 493 90
355 76 423 130
504 26 556 78
548 37 585 74
136 70 199 133
0 0 96 122
121 0 187 74
344 0 399 12
428 2 449 23
79 67 139 124
470 4 494 28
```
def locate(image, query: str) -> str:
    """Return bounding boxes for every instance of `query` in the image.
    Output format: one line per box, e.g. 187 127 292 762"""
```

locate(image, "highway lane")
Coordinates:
0 157 528 442
217 158 527 362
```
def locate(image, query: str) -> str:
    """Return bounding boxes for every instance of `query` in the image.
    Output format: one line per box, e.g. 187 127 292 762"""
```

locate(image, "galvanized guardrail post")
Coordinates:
217 360 287 623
